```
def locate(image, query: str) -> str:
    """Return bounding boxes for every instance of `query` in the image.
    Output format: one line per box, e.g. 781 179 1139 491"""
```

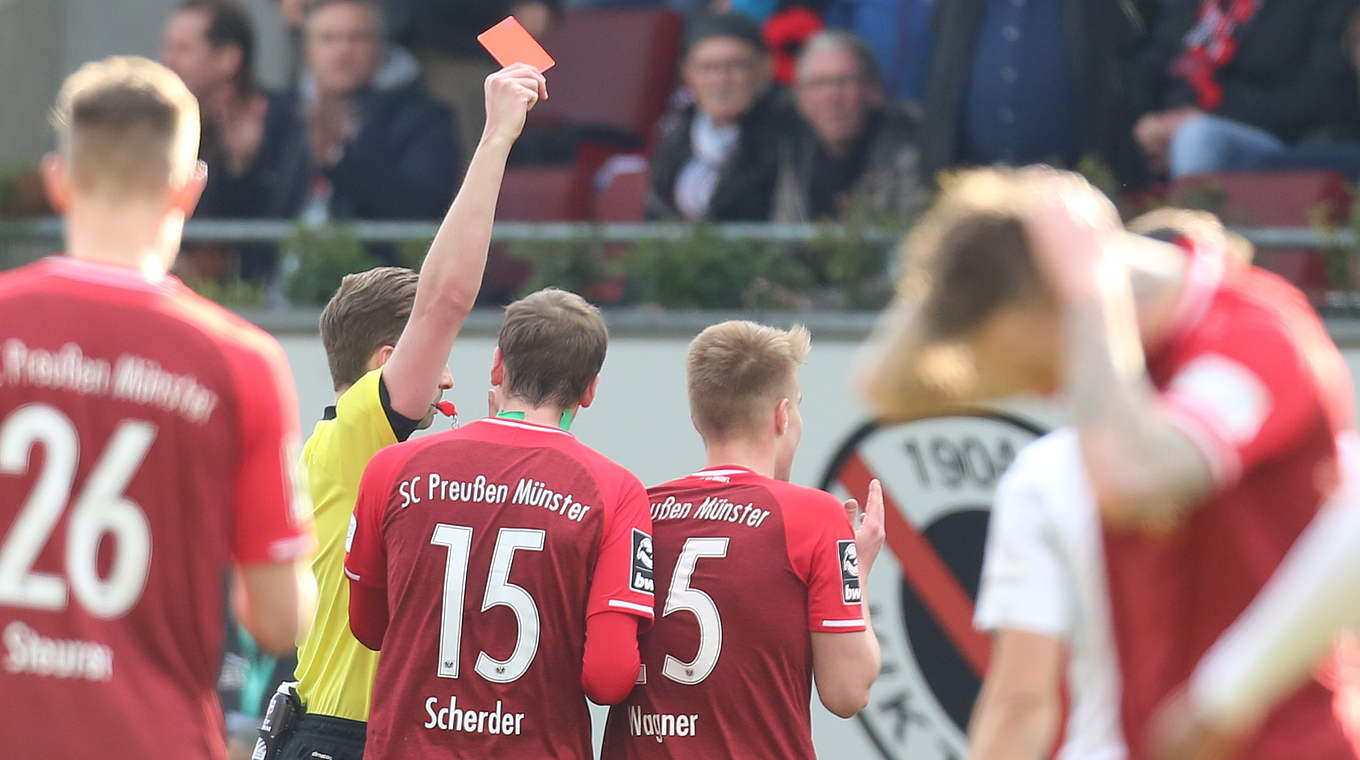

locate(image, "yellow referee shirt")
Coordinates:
294 368 399 720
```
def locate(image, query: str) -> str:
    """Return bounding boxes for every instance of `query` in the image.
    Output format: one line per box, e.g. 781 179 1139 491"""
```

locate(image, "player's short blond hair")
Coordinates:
51 56 201 201
687 321 810 441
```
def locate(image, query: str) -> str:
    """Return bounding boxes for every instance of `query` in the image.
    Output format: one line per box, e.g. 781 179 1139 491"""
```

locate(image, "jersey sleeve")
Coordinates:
1159 316 1320 489
344 447 398 590
790 489 866 634
586 472 656 627
229 335 315 564
974 456 1075 638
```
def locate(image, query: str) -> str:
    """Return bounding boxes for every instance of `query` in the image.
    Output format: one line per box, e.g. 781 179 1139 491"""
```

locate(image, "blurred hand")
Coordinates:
845 479 886 579
213 92 268 176
1148 687 1248 760
1134 112 1169 161
1134 107 1202 168
276 0 305 29
510 0 554 39
1018 167 1125 305
307 96 355 168
483 64 548 145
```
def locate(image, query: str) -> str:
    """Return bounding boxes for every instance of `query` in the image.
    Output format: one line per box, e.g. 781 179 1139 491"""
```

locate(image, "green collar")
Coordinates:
496 409 573 431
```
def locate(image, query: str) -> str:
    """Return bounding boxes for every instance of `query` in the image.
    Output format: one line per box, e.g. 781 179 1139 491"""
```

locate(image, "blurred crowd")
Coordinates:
157 0 1360 284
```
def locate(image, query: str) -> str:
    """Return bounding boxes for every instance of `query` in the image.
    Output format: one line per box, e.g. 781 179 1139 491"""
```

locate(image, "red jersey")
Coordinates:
345 416 655 759
0 257 311 759
600 466 864 760
1104 240 1357 758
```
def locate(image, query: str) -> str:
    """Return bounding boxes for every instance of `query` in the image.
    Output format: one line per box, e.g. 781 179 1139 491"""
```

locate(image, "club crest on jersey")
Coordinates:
838 540 861 604
631 529 655 595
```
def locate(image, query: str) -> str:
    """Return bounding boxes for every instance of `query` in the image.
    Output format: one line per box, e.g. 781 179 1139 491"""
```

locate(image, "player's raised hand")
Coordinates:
482 63 548 145
1019 167 1125 305
845 479 886 579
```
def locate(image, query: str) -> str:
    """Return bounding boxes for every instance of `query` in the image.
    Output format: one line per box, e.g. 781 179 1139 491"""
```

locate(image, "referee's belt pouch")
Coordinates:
251 681 304 760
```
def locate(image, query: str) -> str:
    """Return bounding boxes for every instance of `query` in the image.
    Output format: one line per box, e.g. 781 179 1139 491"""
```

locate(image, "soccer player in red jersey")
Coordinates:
0 57 315 759
857 168 1358 759
601 320 885 759
345 288 655 759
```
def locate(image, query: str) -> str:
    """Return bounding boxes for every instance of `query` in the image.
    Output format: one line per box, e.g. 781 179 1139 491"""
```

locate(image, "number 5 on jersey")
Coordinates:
661 537 729 685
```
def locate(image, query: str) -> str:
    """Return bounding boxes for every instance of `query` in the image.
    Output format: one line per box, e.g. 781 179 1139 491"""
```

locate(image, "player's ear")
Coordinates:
490 347 505 386
40 153 71 213
169 160 208 216
369 344 395 371
774 397 790 436
578 375 600 409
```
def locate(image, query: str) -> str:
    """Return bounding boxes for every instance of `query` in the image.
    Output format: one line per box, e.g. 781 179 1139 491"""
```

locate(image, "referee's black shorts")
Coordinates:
276 714 366 760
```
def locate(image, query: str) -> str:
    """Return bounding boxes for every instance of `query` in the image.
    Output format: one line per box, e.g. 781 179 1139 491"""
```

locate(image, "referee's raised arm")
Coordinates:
382 63 547 419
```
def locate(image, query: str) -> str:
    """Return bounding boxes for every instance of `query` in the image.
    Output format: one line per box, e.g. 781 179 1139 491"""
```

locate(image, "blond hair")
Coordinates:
51 56 200 201
687 321 810 441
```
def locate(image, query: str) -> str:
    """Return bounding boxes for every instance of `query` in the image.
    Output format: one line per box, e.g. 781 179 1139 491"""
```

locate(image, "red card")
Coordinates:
477 17 556 73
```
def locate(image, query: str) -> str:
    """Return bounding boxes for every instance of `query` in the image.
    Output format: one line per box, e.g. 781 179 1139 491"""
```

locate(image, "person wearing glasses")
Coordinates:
773 30 927 224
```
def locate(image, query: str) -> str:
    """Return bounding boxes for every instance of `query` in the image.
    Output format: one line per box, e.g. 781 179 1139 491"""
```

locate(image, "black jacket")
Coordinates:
383 0 563 56
197 83 460 221
1128 0 1360 143
772 104 929 223
919 0 1148 184
195 90 300 220
648 89 791 222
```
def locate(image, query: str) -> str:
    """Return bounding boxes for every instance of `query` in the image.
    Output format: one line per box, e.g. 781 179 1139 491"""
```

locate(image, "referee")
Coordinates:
265 65 548 760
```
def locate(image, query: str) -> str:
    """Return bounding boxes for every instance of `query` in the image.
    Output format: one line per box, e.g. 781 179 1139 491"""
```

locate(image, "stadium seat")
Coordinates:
1167 170 1354 293
593 157 649 222
497 166 593 221
531 8 684 146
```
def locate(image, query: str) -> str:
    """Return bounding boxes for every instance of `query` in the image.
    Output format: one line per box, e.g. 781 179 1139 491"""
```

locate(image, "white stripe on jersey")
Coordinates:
608 599 655 616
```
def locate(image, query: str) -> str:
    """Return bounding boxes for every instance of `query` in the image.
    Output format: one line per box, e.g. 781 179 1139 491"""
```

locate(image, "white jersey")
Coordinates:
974 430 1127 760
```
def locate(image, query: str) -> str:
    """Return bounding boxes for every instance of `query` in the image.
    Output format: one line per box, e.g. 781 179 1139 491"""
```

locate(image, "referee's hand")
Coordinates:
483 64 548 145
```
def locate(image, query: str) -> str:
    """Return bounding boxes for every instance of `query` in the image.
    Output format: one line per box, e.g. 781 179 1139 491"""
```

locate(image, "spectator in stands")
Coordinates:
772 31 926 223
823 0 935 105
918 0 1145 185
270 0 307 82
161 0 295 282
649 13 788 221
382 0 562 161
1128 0 1360 180
162 0 268 194
279 0 461 223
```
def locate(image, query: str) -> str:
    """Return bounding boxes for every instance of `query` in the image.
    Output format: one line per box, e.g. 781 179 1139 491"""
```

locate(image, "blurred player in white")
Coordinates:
601 321 884 759
969 429 1125 760
0 57 315 759
858 168 1358 758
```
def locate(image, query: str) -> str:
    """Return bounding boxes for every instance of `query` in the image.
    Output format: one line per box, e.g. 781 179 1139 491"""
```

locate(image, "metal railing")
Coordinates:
1 217 1353 247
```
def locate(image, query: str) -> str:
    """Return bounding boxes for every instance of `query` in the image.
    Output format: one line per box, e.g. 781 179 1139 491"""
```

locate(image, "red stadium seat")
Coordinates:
532 8 684 144
1167 170 1354 293
594 164 649 222
497 166 593 221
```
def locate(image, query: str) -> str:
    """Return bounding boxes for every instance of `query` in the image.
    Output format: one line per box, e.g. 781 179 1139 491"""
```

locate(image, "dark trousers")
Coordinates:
275 714 367 760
